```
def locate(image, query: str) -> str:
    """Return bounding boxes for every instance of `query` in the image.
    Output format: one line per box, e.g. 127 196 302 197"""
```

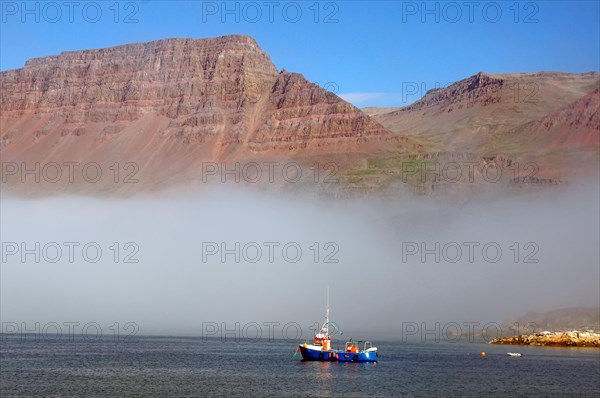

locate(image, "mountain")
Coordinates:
365 72 599 182
0 35 411 195
1 37 598 197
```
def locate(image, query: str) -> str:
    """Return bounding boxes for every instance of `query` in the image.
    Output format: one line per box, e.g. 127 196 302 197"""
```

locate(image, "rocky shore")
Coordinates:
489 331 600 347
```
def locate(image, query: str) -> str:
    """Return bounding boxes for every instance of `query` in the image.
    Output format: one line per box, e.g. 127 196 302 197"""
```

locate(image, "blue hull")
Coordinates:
299 346 378 362
336 351 378 362
299 346 337 361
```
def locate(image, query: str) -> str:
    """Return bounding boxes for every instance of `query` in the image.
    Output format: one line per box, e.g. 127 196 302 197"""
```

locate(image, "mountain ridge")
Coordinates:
1 35 412 195
1 36 598 196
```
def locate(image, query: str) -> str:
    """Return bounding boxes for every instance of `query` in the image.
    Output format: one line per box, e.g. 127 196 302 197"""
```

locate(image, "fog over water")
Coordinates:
1 184 598 340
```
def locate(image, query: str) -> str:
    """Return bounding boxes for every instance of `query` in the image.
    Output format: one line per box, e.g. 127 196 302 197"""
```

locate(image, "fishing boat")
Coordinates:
297 289 378 363
336 340 378 362
507 352 523 357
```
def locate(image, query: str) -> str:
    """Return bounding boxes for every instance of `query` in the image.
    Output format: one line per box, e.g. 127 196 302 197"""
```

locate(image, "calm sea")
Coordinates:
1 335 599 397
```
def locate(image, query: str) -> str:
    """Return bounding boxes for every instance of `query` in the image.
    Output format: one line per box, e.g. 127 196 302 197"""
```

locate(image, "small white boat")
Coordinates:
507 352 522 357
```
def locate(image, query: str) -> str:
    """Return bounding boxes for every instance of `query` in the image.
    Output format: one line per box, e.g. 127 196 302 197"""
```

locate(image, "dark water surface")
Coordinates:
1 335 599 397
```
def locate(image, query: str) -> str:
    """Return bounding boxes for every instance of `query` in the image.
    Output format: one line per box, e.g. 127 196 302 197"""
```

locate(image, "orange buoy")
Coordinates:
481 352 486 357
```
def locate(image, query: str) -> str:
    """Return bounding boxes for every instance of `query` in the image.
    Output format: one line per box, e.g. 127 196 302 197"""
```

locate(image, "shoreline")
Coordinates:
489 331 600 348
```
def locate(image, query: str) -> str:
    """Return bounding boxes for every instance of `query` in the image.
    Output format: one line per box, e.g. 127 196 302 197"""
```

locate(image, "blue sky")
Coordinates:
1 0 599 107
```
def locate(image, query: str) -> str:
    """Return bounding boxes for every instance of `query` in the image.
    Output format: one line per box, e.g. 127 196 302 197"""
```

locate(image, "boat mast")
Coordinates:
325 286 329 336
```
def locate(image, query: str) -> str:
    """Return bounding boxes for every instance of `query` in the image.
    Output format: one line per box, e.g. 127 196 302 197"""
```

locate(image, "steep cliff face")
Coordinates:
0 35 399 194
403 72 505 111
2 35 276 116
2 38 596 197
1 36 280 150
249 72 393 152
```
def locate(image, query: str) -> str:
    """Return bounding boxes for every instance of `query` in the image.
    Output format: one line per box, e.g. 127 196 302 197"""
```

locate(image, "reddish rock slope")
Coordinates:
0 35 402 194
